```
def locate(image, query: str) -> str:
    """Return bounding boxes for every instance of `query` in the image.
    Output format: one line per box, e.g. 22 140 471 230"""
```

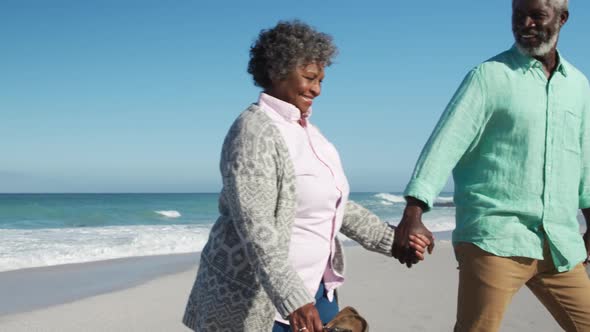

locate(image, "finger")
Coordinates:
312 317 323 332
414 250 425 260
428 240 435 254
410 244 426 255
413 233 431 246
399 236 409 248
406 257 419 267
395 246 406 262
401 246 413 265
291 319 302 332
408 249 420 264
291 305 313 332
412 254 420 264
396 230 408 247
404 248 414 268
409 239 427 252
403 248 410 267
394 245 406 264
308 309 323 332
296 314 308 332
392 245 400 259
409 234 428 247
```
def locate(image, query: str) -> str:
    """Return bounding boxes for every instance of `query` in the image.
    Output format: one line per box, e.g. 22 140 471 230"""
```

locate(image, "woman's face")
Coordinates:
267 63 325 116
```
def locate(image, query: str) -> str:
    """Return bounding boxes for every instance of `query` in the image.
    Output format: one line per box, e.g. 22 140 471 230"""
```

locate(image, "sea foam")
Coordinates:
0 224 210 272
375 193 406 204
387 215 456 233
155 210 182 218
375 193 454 206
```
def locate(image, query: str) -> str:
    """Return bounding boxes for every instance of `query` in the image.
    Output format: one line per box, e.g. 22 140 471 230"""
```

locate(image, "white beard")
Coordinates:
516 32 559 57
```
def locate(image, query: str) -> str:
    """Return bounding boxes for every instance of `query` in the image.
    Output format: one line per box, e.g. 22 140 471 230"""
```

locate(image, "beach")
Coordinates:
0 242 568 332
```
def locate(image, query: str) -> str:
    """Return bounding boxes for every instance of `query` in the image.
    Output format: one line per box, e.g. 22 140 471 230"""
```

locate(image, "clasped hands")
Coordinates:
392 199 435 268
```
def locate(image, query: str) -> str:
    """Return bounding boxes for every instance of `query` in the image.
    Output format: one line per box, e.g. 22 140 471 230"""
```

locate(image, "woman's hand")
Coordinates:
409 233 433 261
288 303 324 332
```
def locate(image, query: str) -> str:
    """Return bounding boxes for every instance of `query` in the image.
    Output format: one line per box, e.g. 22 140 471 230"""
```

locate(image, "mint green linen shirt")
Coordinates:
404 46 590 272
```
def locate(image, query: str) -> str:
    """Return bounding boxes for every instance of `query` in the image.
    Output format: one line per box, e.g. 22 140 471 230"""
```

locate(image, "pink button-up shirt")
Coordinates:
258 93 350 323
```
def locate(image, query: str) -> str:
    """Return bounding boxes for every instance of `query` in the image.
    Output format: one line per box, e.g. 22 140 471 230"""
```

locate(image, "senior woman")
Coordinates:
182 20 431 332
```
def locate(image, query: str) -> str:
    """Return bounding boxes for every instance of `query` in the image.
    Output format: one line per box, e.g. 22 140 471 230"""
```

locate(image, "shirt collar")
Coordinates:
258 92 312 122
511 44 568 77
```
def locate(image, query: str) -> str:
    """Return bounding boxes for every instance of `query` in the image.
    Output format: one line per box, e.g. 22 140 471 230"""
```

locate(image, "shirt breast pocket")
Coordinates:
563 109 581 154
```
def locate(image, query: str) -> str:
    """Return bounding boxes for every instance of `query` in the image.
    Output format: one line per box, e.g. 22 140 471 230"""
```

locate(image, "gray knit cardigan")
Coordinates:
183 104 395 331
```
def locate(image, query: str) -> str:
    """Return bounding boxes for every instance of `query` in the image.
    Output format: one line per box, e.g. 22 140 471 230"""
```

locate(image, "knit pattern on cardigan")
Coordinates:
183 104 395 331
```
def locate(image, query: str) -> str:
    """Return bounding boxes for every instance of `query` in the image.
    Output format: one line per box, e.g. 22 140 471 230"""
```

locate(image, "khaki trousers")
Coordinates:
454 242 590 332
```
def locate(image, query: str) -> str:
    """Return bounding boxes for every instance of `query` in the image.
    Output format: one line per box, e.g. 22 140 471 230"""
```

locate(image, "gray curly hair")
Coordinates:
247 20 338 89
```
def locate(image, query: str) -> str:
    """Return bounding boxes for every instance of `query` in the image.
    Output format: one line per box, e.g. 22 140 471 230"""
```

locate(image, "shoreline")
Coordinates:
0 242 579 331
0 252 199 316
0 235 455 318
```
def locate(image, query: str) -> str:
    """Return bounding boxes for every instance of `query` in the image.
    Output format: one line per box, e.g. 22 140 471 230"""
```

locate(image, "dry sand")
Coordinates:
0 242 568 331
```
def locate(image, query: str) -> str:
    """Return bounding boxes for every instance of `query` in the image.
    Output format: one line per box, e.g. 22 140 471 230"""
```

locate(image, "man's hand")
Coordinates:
289 303 323 332
393 197 435 268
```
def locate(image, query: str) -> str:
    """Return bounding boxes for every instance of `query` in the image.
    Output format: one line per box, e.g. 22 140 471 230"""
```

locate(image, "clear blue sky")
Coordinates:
1 0 589 193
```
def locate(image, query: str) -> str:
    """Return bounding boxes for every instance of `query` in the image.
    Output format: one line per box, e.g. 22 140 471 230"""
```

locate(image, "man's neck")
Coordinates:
534 48 559 79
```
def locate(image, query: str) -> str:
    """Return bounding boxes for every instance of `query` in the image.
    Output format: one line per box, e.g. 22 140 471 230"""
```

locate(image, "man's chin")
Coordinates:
515 41 554 57
515 32 559 58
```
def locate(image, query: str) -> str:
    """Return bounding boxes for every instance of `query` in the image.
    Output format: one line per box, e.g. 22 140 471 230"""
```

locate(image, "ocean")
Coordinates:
0 192 458 273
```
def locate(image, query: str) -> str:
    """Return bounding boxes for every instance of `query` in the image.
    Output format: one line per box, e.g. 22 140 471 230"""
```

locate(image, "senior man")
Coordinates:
394 0 590 331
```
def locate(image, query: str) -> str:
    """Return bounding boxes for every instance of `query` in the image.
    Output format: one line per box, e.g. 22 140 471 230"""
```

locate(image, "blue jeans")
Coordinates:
272 283 339 332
